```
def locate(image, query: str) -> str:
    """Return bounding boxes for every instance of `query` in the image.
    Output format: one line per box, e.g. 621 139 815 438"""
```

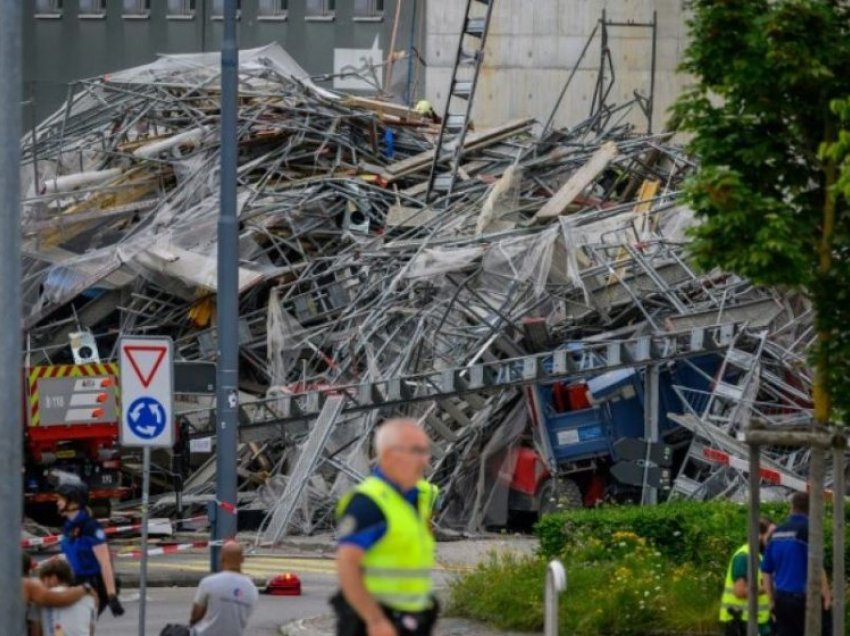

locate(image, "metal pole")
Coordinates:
404 0 418 105
541 23 599 140
384 0 404 94
0 1 24 632
544 560 567 636
641 364 659 505
213 0 240 572
832 443 845 636
747 442 761 636
648 11 657 134
137 447 151 636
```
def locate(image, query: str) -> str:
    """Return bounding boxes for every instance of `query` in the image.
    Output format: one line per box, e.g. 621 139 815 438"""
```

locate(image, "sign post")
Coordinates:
119 336 174 636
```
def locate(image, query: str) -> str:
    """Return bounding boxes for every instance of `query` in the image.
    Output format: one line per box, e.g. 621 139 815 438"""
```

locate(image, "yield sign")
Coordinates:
124 345 167 389
119 336 174 448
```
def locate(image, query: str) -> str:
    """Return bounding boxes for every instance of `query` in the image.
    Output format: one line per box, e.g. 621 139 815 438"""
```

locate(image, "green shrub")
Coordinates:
535 500 790 567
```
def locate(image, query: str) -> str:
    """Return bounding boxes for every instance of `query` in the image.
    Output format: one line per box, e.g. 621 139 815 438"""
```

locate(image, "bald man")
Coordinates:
333 419 440 636
189 542 258 636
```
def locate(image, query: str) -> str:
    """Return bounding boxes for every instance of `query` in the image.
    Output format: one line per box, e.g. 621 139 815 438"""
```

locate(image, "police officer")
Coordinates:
332 419 439 636
761 492 831 636
719 517 774 636
56 480 124 618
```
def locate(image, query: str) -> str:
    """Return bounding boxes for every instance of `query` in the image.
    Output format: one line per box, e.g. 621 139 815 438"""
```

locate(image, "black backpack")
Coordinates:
159 624 191 636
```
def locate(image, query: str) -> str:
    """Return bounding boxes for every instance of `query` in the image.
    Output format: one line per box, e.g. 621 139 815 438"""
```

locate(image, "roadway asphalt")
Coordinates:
95 585 335 636
96 534 538 634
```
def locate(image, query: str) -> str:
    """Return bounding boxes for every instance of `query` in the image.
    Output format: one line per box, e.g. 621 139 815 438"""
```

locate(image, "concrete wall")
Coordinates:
23 0 422 124
425 0 689 132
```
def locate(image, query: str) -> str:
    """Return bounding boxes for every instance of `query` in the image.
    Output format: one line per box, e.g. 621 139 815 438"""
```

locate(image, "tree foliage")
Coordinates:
674 0 850 419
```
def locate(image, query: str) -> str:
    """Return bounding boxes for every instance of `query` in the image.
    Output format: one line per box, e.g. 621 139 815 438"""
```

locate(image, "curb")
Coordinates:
117 571 267 588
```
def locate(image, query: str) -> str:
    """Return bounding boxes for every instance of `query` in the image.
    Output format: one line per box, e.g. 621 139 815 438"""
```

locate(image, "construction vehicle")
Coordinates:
23 335 130 519
507 353 724 516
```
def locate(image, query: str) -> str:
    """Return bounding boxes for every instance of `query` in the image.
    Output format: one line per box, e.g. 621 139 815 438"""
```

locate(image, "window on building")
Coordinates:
166 0 195 18
122 0 150 17
305 0 335 19
35 0 62 17
353 0 383 18
258 0 287 19
211 0 241 18
79 0 105 16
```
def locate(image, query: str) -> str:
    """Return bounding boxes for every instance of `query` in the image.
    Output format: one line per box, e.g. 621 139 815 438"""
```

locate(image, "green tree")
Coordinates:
674 0 850 420
674 1 850 633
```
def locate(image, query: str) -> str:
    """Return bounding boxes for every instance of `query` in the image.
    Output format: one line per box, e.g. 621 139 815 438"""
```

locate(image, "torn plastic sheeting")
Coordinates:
103 43 332 97
133 126 209 160
404 245 484 279
476 164 523 236
38 168 123 195
480 225 558 298
125 243 265 294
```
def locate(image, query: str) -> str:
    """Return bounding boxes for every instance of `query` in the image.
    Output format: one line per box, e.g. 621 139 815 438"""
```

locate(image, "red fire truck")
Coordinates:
23 362 130 518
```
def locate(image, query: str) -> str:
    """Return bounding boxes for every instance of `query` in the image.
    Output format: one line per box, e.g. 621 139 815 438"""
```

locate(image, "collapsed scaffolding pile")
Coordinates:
20 45 819 543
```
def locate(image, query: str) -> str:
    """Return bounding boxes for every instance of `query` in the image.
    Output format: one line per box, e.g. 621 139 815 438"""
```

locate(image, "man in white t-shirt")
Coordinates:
35 559 97 636
189 541 258 636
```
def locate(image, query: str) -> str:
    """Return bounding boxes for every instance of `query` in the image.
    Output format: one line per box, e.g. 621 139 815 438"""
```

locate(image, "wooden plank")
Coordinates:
386 204 442 228
381 118 535 182
533 141 619 222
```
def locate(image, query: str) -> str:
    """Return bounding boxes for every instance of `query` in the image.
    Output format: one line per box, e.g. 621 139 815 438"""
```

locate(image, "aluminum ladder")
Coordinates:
424 0 496 204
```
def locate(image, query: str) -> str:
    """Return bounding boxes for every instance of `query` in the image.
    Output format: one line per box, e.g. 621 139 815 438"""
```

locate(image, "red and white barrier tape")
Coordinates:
118 540 226 560
22 515 210 550
701 446 829 495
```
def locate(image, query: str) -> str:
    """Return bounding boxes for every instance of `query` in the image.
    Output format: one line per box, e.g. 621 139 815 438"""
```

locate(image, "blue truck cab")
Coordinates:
521 353 723 506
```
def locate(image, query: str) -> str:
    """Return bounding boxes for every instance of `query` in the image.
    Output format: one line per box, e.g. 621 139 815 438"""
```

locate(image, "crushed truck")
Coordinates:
506 353 723 517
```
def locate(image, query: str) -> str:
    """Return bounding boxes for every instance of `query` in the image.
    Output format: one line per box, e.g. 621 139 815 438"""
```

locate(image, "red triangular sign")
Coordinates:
124 345 167 389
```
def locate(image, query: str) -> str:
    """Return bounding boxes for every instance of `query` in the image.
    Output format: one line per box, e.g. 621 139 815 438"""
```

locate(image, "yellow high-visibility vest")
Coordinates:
719 543 770 625
337 476 438 612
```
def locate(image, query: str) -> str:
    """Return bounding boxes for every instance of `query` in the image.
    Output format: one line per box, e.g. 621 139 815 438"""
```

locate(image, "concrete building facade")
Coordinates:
23 0 423 123
424 0 690 132
23 1 689 132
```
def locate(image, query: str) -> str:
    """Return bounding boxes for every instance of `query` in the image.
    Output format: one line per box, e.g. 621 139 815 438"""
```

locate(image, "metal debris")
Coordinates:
20 44 821 543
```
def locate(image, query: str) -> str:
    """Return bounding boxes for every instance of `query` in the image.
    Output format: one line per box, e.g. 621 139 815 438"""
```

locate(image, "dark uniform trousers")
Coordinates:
331 592 439 636
774 590 832 636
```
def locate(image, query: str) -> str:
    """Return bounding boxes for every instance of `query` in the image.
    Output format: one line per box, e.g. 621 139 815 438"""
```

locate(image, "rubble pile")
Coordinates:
21 45 818 542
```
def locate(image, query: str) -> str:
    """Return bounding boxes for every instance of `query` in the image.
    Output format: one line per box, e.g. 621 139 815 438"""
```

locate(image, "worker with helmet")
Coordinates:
56 480 124 618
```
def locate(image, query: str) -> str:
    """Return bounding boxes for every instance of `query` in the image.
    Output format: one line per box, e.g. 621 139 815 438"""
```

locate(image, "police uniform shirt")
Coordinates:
761 513 809 594
61 510 107 577
336 468 420 550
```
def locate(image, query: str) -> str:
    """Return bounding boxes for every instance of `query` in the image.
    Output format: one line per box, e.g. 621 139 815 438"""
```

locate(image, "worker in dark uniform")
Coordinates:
718 517 774 635
761 492 831 636
56 481 124 618
332 418 440 636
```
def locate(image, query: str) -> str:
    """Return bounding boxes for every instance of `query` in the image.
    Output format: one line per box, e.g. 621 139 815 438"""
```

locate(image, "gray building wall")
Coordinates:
425 0 689 132
23 0 423 124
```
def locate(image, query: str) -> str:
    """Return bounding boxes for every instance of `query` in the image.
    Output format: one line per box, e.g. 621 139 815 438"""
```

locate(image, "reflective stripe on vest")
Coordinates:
339 476 438 612
719 543 771 624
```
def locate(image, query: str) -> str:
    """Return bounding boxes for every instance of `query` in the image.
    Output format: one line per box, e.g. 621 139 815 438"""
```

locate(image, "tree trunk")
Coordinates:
805 117 837 636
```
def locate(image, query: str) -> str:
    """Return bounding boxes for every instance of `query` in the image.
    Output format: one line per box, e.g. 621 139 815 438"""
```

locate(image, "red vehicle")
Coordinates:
23 362 130 518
